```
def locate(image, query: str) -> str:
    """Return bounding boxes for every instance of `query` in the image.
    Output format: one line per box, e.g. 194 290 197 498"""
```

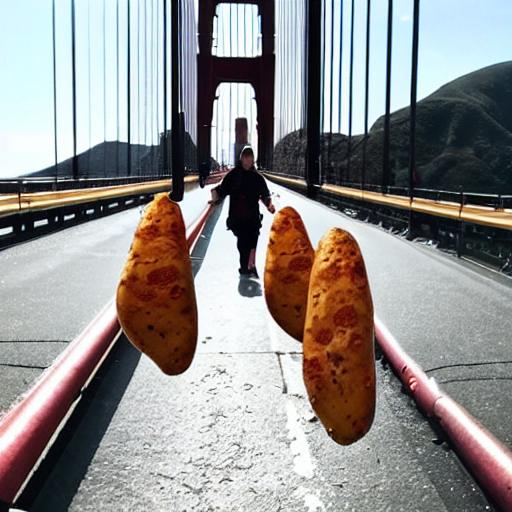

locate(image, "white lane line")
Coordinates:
285 399 315 479
264 279 327 511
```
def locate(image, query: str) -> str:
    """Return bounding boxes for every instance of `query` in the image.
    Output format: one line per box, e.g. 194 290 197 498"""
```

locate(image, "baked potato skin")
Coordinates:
264 207 314 341
116 193 197 375
303 228 375 445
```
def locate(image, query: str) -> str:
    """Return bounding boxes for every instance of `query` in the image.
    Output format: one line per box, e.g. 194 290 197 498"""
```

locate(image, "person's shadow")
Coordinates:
238 276 262 298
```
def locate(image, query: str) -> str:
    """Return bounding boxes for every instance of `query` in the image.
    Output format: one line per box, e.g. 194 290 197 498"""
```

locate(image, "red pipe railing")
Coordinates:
375 317 512 511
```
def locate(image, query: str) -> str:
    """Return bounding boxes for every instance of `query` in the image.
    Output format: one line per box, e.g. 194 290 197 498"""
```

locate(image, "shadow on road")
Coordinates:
19 336 141 511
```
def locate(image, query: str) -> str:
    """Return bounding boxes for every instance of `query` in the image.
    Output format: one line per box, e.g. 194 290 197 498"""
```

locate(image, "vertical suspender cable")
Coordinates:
305 0 321 195
149 0 154 175
302 0 307 132
71 0 78 180
409 0 420 201
320 0 326 183
116 0 120 175
127 0 132 177
286 2 291 137
249 5 253 148
362 0 371 191
137 0 141 175
289 4 293 141
347 0 354 183
87 2 92 176
408 0 420 235
178 0 186 170
328 0 334 183
182 0 186 168
52 0 58 185
144 0 148 155
156 0 162 176
229 5 232 164
170 0 184 200
337 0 343 134
178 0 183 113
163 0 168 176
103 0 107 177
237 3 240 117
382 0 393 192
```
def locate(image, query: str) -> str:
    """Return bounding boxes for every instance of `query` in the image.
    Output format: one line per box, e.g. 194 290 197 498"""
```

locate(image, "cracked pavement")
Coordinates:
27 184 511 511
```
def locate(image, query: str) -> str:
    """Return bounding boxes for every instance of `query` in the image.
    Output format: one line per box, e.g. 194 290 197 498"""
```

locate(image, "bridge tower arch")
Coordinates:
197 0 275 176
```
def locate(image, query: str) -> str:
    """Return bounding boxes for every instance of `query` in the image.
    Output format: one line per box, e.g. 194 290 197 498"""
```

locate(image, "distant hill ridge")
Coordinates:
26 131 200 179
274 61 512 194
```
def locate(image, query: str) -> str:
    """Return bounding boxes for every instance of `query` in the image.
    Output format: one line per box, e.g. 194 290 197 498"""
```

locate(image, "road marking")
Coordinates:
285 399 315 479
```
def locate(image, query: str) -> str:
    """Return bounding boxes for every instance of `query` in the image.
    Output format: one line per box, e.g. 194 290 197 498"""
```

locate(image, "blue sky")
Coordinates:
0 0 511 177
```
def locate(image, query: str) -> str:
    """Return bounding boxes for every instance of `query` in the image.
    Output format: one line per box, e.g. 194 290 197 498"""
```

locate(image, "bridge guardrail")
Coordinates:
0 176 202 250
264 172 512 274
264 173 512 232
0 176 203 218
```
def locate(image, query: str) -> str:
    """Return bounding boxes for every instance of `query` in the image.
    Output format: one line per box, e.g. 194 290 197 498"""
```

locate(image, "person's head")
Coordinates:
239 146 255 170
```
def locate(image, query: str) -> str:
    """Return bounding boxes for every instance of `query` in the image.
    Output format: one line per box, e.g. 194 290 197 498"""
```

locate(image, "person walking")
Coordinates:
212 146 275 277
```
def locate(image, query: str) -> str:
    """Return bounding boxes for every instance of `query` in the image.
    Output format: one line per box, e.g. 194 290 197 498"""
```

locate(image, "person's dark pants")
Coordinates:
234 227 259 271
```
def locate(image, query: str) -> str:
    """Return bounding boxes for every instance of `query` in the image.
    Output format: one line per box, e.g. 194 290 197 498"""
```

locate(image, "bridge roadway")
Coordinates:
2 183 511 511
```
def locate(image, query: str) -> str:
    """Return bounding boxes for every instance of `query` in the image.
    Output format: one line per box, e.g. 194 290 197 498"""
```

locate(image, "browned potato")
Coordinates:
116 193 197 375
264 207 314 341
303 228 375 445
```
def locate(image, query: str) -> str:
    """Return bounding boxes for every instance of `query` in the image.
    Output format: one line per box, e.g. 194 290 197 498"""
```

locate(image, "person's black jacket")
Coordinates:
215 165 271 231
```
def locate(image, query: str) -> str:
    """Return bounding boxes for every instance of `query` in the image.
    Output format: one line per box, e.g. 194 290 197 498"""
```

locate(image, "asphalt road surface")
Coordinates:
20 183 512 511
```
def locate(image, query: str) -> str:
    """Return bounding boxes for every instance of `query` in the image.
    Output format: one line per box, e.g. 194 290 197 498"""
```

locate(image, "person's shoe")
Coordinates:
249 267 259 279
239 267 251 276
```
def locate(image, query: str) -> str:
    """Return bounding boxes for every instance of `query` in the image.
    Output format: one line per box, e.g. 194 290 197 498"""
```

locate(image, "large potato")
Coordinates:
116 193 197 375
303 228 375 445
264 207 314 341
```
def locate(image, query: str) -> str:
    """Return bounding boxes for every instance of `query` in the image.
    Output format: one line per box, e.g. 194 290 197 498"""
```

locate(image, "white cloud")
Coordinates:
400 15 411 22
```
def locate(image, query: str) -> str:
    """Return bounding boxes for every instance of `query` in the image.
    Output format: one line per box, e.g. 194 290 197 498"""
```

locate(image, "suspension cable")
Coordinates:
337 0 343 134
137 0 141 175
144 0 148 151
347 0 355 181
156 0 162 176
382 0 393 192
150 0 154 175
229 4 232 164
362 0 371 191
328 0 334 182
409 0 420 200
103 0 107 176
52 0 58 184
88 1 92 176
320 0 326 183
116 0 120 175
127 0 132 177
71 0 78 180
163 0 168 176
